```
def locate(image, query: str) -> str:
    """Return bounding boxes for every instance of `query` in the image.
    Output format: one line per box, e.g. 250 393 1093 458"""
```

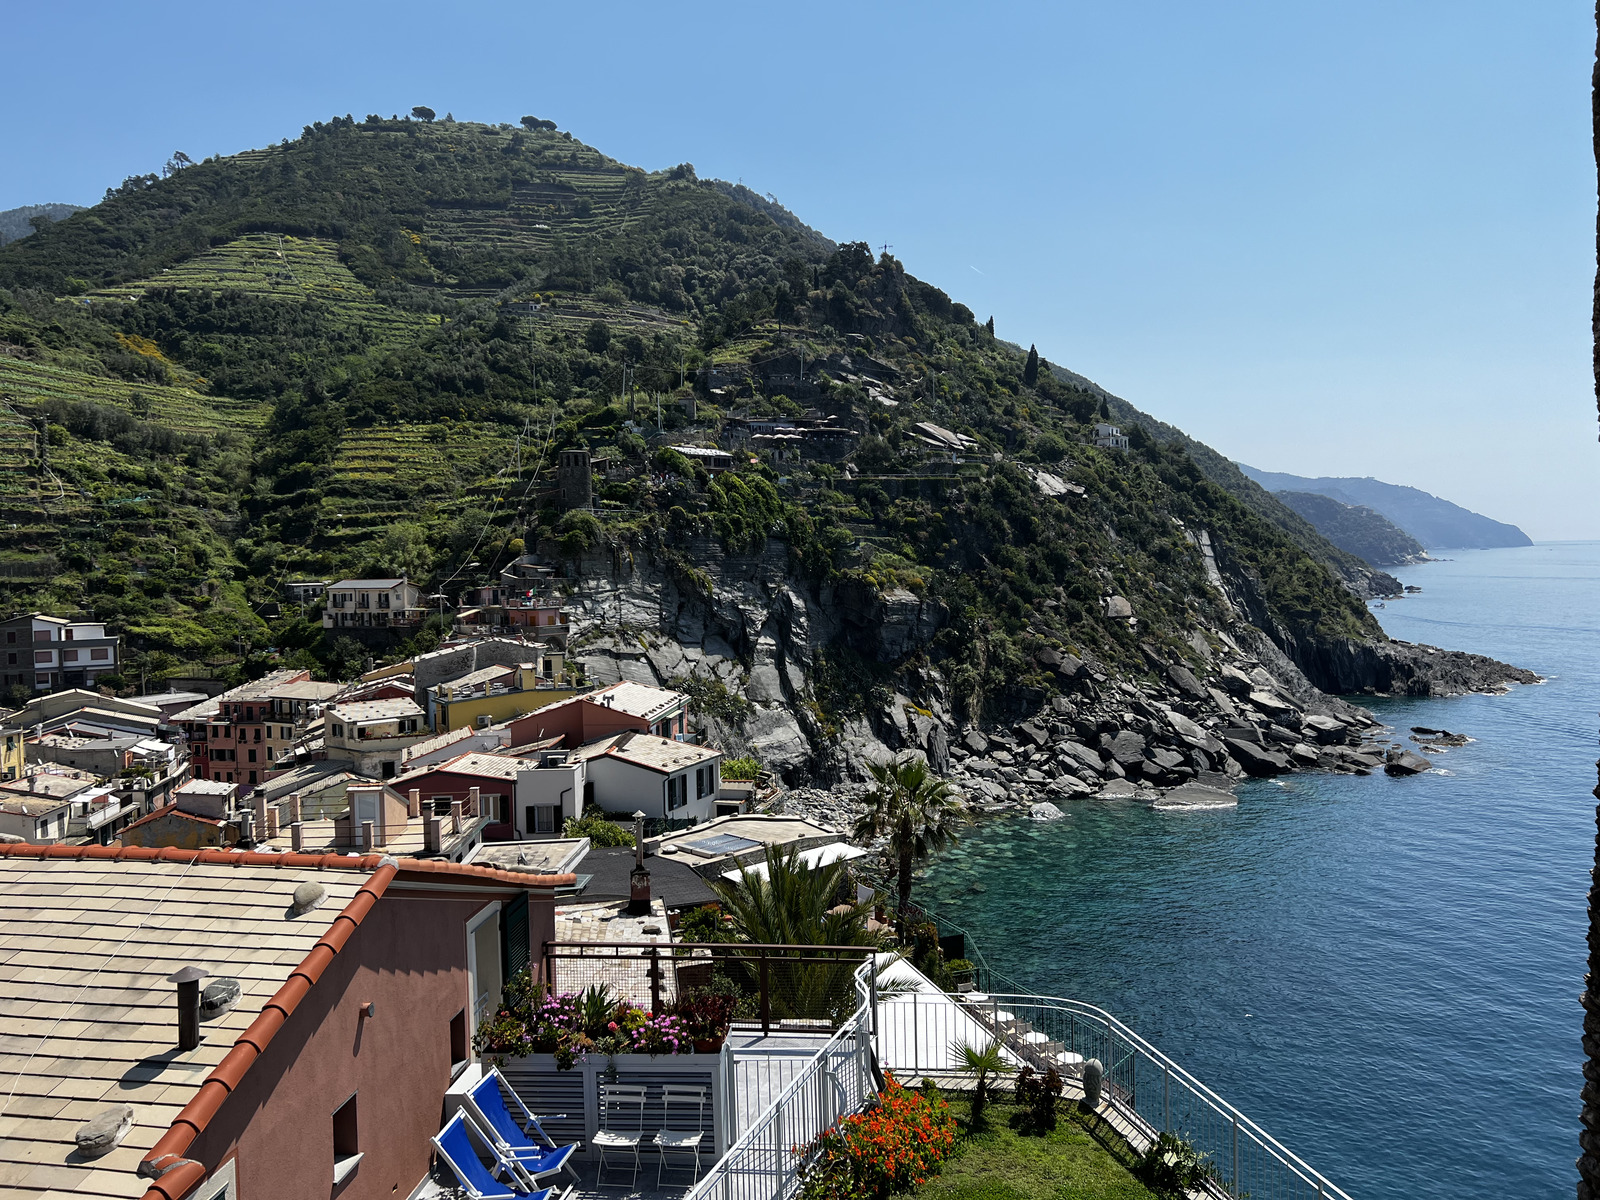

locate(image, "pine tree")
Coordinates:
1023 344 1039 386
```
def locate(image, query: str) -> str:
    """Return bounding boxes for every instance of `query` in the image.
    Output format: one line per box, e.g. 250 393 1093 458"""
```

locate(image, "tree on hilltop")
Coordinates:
1024 343 1040 386
985 315 995 336
411 106 436 122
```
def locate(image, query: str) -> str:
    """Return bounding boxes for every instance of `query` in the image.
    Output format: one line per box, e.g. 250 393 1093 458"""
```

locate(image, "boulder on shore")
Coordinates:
1384 751 1432 776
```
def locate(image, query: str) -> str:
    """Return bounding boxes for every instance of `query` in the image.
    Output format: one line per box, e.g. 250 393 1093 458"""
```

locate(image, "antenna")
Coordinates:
878 243 893 258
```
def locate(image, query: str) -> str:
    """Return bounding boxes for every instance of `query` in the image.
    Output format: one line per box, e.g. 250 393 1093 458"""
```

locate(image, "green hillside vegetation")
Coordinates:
0 113 1381 709
1273 490 1425 569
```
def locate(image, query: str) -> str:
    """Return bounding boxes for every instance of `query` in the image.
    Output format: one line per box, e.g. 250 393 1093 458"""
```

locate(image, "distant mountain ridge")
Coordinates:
0 204 85 247
1238 467 1532 551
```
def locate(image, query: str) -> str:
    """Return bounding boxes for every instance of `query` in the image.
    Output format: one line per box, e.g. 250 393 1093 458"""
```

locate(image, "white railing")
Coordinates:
686 963 876 1200
879 989 1352 1200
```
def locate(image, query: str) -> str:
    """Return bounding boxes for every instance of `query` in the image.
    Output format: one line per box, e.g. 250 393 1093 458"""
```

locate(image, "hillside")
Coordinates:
1273 491 1427 568
0 204 84 247
0 113 1529 750
1239 467 1532 550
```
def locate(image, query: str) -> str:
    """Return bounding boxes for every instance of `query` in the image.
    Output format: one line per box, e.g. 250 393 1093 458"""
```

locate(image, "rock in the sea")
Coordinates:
1149 784 1238 811
1029 801 1066 821
1224 738 1289 776
1384 751 1432 776
1093 779 1140 800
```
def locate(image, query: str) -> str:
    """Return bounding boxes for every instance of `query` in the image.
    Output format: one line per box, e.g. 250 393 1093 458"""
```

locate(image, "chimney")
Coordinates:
407 788 421 819
467 785 480 817
290 821 303 851
450 799 463 834
265 806 279 840
167 965 209 1051
627 811 651 916
424 814 442 854
289 792 302 823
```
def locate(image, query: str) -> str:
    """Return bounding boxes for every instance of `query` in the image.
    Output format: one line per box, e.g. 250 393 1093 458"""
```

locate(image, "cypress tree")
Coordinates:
984 315 994 336
1023 344 1039 386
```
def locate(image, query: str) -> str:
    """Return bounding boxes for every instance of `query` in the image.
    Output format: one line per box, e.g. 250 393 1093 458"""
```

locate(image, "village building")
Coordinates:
0 842 570 1200
0 612 122 693
1 721 22 783
120 779 243 849
393 751 527 826
505 679 689 747
321 576 426 634
0 767 122 844
323 697 429 779
172 669 325 793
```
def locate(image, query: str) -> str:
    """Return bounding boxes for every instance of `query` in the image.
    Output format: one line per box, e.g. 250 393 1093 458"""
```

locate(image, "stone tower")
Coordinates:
557 448 592 510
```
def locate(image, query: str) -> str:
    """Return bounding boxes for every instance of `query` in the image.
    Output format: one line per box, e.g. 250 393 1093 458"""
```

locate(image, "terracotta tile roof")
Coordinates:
0 844 574 1200
576 731 721 774
120 801 227 832
394 751 525 786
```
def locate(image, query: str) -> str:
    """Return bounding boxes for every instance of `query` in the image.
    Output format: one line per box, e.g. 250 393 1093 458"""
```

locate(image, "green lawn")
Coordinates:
911 1101 1159 1200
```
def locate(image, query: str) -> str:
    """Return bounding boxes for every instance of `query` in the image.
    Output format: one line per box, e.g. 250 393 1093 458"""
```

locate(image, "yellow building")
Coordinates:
431 667 584 733
0 725 22 783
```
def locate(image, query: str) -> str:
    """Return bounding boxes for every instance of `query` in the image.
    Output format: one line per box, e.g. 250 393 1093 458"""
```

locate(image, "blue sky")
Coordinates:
6 1 1594 537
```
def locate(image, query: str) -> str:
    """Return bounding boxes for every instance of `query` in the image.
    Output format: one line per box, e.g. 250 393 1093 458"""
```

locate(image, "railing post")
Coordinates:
648 945 662 1015
1232 1112 1239 1195
760 950 771 1036
912 991 920 1074
1163 1062 1170 1133
774 1089 785 1200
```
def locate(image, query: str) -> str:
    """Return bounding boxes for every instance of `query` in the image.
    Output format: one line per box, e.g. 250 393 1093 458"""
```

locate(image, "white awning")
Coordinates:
720 841 869 883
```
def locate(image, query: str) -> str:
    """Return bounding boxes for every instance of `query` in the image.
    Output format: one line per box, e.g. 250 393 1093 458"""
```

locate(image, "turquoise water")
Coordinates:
923 542 1600 1199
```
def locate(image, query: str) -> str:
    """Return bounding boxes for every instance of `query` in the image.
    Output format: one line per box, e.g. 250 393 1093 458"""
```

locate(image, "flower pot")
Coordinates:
692 1035 725 1054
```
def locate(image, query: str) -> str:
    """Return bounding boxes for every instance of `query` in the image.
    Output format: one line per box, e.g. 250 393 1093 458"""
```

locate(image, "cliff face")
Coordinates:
556 531 1536 786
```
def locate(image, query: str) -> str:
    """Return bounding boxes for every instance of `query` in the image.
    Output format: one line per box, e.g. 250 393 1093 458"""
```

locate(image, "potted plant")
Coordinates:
673 986 737 1054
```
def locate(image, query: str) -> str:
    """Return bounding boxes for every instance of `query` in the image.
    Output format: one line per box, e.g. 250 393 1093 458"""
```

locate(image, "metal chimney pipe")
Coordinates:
168 966 209 1051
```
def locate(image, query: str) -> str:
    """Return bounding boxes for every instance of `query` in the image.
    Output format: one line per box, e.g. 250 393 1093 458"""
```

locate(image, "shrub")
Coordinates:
1012 1065 1063 1133
563 811 634 846
1135 1132 1216 1198
721 755 761 780
796 1075 957 1200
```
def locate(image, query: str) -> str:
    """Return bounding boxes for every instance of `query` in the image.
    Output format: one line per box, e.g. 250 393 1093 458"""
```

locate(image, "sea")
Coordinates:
921 541 1600 1199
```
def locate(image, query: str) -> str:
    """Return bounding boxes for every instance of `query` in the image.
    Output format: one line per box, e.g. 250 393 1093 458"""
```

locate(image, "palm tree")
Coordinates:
951 1039 1008 1126
853 758 965 940
711 844 878 1022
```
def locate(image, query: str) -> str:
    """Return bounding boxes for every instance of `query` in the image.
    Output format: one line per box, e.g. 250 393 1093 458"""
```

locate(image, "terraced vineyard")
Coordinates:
0 357 269 434
86 234 427 340
314 422 522 550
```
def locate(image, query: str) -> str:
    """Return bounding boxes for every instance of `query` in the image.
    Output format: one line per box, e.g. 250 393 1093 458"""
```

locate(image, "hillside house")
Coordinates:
283 579 330 604
121 779 243 849
669 444 735 473
0 768 121 844
427 661 579 732
0 843 571 1200
1094 422 1131 450
322 577 425 631
0 613 121 693
576 730 724 823
0 723 19 783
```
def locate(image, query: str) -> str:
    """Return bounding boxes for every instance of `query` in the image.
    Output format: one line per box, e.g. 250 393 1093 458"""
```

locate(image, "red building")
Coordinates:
392 751 526 827
0 842 571 1200
507 680 689 748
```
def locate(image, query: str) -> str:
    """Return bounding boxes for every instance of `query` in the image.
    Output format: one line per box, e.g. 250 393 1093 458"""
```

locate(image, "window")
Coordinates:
433 796 453 816
6 653 14 665
90 648 109 661
248 771 257 784
695 767 706 799
33 631 49 642
533 805 556 834
378 593 391 609
253 728 261 742
34 674 48 686
450 1009 469 1076
666 774 688 811
4 632 12 643
466 903 504 1028
247 749 256 763
332 1092 361 1186
34 650 51 664
380 761 395 780
62 649 78 663
331 723 344 738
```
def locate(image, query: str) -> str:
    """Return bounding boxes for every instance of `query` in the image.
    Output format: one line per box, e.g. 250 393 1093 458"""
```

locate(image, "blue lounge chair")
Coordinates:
463 1068 581 1186
432 1109 558 1200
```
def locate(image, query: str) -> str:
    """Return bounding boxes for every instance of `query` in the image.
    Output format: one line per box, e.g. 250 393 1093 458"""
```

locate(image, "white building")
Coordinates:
323 697 429 779
1093 423 1130 451
322 578 425 631
0 613 121 693
577 731 723 823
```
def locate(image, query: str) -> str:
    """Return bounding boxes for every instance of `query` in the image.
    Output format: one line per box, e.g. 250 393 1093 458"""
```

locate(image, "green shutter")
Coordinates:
501 891 530 981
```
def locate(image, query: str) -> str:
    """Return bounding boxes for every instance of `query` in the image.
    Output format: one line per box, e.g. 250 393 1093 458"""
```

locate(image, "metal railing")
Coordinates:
877 988 1352 1200
687 961 876 1200
542 941 874 1033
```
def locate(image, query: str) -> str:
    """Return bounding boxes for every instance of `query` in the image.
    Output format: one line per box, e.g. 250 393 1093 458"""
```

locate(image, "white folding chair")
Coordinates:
592 1083 647 1190
654 1085 708 1187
